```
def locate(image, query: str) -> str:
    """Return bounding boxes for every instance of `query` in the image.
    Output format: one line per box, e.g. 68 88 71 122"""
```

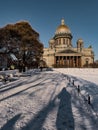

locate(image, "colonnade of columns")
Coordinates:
55 56 81 67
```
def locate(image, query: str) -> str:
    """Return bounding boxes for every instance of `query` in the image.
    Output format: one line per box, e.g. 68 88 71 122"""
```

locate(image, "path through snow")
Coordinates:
0 69 98 130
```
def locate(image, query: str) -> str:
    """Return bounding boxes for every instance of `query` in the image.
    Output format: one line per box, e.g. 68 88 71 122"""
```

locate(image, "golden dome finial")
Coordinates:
61 18 65 25
55 18 71 35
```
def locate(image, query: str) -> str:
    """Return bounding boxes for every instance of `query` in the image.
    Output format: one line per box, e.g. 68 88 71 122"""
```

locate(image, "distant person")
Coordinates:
77 85 80 96
72 80 74 86
88 94 91 104
3 75 8 83
18 62 23 72
40 66 43 72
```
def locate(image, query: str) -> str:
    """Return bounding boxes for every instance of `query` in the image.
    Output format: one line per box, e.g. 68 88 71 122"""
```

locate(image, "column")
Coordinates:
65 56 67 67
70 56 72 67
76 56 78 67
72 56 74 67
58 56 60 66
78 56 81 67
61 56 63 66
69 56 71 67
54 56 56 66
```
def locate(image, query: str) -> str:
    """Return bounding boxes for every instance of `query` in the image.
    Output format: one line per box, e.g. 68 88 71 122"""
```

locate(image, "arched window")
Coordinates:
56 39 58 45
59 39 61 44
85 58 89 66
63 38 65 44
66 39 68 44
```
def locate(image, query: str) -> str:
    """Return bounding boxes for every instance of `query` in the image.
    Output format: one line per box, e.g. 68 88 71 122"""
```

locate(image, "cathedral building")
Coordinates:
43 19 94 68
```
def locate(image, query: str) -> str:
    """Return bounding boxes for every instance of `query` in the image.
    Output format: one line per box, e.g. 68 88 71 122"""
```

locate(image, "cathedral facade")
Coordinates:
43 19 94 68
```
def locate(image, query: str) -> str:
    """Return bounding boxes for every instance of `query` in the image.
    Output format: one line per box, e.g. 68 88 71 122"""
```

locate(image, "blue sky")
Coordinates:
0 0 98 60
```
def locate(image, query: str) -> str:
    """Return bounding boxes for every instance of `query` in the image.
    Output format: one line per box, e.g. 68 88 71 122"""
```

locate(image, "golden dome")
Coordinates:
55 19 71 35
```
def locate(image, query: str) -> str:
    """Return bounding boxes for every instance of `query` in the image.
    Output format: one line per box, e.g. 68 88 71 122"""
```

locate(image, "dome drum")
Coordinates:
54 33 72 39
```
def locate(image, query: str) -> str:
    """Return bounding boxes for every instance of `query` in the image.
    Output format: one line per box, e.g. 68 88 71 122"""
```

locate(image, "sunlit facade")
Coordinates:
43 19 94 68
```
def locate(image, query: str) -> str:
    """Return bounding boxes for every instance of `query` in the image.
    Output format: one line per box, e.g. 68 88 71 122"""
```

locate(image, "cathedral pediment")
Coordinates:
59 49 78 54
55 49 81 56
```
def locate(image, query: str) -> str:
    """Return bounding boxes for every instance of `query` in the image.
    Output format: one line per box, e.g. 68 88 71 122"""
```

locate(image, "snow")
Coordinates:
0 68 98 130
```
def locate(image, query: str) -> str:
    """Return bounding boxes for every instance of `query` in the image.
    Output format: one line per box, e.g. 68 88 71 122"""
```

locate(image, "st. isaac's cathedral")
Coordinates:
43 19 94 68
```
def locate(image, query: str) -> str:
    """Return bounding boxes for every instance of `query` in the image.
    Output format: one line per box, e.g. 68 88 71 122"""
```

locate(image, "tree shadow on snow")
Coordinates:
0 113 21 130
56 87 75 130
21 96 57 130
0 77 49 102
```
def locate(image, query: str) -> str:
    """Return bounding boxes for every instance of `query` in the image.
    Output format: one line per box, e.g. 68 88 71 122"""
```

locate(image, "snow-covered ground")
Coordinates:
0 68 98 130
